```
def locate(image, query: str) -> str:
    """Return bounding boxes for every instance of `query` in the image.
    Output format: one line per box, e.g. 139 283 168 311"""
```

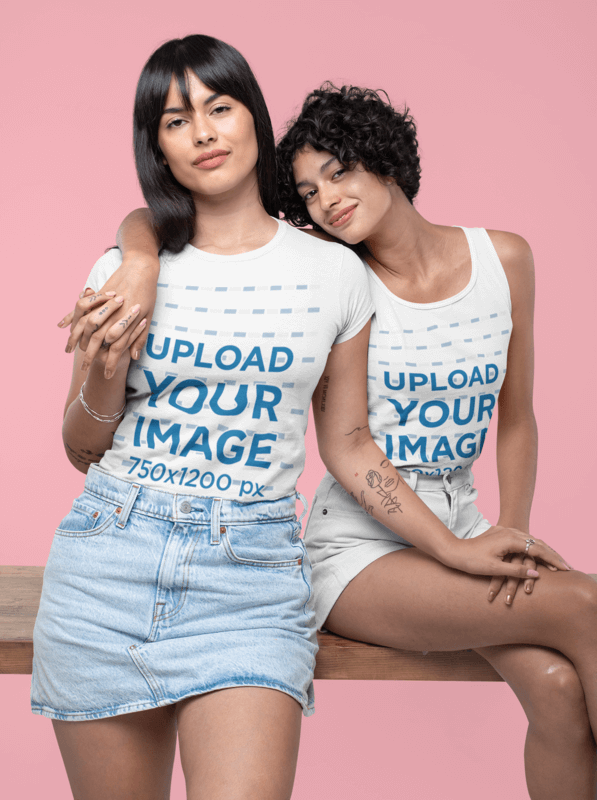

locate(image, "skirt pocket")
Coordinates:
55 494 119 538
222 520 303 569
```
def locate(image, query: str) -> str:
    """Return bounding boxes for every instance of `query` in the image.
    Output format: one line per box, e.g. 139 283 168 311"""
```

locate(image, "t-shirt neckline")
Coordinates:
184 217 286 262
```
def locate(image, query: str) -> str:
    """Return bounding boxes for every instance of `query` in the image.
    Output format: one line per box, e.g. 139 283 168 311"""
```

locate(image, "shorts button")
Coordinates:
220 526 226 533
180 501 192 514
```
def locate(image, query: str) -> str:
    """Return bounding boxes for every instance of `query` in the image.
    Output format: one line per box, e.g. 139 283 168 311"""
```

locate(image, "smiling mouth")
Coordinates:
329 205 357 227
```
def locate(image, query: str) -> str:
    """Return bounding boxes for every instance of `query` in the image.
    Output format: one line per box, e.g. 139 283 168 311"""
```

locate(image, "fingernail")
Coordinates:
58 320 65 328
488 591 495 602
105 370 113 380
527 569 539 577
139 319 147 328
525 583 532 593
548 565 557 571
105 291 117 297
506 595 512 605
65 344 72 353
133 350 140 360
79 292 85 299
115 296 124 303
81 362 89 372
131 304 141 314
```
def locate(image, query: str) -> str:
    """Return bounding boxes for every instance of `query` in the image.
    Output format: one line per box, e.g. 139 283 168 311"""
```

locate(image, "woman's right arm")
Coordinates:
62 301 146 473
59 209 160 375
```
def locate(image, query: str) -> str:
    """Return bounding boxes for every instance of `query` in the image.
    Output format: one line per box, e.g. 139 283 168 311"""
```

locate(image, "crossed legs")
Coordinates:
325 548 597 799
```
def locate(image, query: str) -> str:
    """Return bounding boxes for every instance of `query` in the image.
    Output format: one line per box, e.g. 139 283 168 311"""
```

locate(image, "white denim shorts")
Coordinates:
304 466 491 629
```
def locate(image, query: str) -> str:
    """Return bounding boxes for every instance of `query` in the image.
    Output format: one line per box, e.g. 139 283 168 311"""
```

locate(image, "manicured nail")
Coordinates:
58 320 66 328
115 295 124 303
525 583 533 593
133 350 140 360
105 291 117 297
139 319 147 327
488 591 495 602
131 304 141 314
527 569 539 577
548 565 557 571
506 595 512 605
105 370 113 380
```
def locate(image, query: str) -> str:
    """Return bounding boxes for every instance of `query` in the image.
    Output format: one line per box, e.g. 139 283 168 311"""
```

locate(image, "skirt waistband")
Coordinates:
85 465 305 525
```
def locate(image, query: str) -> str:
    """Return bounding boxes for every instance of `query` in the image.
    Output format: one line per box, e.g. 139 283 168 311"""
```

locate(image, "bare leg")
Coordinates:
52 705 177 800
177 687 302 800
477 644 596 799
326 549 597 738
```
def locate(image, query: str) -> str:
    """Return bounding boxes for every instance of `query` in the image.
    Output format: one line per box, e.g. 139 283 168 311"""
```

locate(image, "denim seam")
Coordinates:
221 532 302 568
127 645 164 702
154 532 201 623
55 509 118 538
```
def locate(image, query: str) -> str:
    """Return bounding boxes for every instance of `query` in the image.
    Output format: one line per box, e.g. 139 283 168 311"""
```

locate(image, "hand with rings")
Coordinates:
448 525 572 605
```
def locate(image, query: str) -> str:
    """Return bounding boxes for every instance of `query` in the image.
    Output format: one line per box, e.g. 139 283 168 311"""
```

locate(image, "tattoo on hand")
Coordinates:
366 469 403 514
345 425 368 436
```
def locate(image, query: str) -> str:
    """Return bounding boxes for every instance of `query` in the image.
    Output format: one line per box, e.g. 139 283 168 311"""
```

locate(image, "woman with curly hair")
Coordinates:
60 83 597 799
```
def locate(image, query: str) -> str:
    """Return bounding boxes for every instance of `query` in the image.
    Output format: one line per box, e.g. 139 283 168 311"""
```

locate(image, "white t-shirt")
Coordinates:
85 219 373 501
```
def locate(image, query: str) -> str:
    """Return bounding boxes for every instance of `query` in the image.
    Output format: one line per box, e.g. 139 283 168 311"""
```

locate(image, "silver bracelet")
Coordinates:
78 381 126 423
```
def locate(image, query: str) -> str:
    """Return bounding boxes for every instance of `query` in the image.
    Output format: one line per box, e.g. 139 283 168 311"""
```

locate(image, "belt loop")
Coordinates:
406 471 418 491
211 498 222 544
116 483 141 529
296 492 309 525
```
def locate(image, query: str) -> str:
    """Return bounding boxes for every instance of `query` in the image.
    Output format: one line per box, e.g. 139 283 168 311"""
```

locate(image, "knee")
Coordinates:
524 660 586 726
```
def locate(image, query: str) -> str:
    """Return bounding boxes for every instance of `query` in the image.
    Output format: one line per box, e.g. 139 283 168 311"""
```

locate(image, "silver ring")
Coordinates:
524 538 536 554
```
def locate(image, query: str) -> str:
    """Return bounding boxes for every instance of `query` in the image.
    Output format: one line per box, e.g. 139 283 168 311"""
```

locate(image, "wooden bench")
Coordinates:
2 566 595 681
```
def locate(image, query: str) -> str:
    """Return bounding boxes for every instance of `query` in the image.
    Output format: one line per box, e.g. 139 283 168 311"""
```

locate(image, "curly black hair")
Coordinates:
277 84 421 230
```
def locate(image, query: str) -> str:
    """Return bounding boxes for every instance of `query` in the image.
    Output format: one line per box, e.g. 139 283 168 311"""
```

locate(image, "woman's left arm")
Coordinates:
489 231 537 534
485 231 546 601
313 322 570 578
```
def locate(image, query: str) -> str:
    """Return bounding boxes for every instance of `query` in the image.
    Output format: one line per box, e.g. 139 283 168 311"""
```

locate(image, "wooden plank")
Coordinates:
1 566 595 680
314 631 503 681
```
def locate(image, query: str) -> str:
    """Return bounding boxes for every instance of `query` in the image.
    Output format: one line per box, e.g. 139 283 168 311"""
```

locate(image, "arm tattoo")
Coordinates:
320 375 330 412
350 490 374 515
366 469 403 514
345 425 368 436
65 442 104 466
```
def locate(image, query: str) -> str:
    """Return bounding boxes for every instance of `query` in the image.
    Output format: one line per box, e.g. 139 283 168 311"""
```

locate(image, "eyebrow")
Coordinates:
162 93 222 116
295 155 339 190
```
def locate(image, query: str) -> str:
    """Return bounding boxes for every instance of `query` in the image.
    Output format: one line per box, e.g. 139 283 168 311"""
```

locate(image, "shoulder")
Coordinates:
283 222 359 265
486 230 534 276
486 229 534 307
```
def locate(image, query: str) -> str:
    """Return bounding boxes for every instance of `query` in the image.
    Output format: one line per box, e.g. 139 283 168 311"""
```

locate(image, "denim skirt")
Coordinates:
31 466 317 721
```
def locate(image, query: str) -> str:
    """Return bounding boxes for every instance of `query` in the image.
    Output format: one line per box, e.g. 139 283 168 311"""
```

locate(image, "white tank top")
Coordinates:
366 227 512 474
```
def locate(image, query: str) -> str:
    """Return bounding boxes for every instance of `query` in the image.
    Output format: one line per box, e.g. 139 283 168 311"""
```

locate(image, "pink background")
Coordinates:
1 0 595 797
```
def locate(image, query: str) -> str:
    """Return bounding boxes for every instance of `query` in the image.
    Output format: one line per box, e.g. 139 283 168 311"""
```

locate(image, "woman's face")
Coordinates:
292 145 394 244
158 71 259 199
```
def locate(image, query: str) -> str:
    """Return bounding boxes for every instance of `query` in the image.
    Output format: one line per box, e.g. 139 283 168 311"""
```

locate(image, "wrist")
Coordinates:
497 517 529 534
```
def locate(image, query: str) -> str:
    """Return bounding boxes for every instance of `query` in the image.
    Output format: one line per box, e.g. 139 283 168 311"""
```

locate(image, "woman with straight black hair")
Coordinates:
62 78 597 800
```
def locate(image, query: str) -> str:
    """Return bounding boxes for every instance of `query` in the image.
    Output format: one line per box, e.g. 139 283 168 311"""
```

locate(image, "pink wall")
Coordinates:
2 0 595 797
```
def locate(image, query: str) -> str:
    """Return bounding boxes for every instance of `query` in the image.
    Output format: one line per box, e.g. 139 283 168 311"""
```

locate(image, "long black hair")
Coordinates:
134 35 278 253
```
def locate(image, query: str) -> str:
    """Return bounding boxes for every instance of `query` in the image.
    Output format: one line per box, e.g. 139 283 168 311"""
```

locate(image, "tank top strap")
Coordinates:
461 227 512 314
